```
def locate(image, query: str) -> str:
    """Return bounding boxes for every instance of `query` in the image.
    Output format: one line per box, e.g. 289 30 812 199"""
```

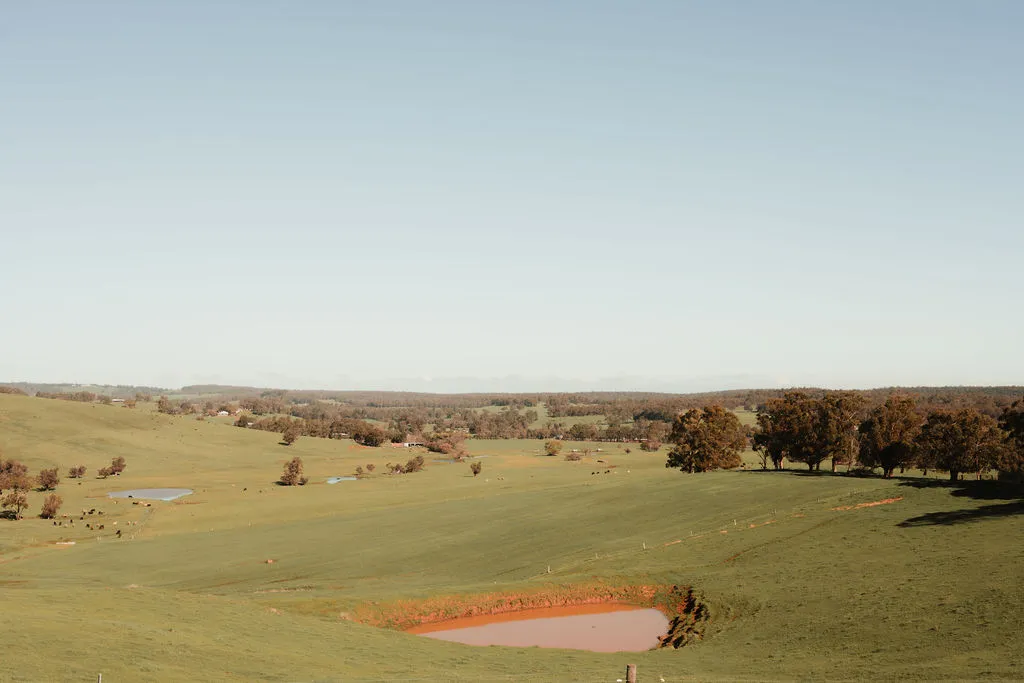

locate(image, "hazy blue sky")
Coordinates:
2 1 1021 392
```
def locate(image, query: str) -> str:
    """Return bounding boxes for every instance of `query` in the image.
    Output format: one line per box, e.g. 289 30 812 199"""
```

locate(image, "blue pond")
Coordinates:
326 477 357 484
108 488 193 501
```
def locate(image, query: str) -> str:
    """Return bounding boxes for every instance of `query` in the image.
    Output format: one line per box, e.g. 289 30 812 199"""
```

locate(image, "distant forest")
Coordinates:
4 382 1022 445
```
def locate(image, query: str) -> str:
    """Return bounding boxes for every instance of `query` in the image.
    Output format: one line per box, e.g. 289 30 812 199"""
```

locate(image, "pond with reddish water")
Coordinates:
406 604 668 652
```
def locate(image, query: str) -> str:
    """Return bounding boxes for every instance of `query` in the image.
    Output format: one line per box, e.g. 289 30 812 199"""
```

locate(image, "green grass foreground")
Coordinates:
2 394 1023 681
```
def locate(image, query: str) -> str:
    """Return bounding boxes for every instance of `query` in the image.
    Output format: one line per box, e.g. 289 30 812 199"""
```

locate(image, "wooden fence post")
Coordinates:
626 663 637 683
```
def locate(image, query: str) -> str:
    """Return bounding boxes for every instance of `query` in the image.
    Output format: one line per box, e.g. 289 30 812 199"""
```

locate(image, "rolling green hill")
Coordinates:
1 393 1022 681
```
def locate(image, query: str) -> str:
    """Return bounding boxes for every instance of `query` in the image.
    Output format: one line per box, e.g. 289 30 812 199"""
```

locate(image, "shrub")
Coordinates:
625 448 632 454
544 440 563 457
282 426 301 446
470 461 482 476
366 463 376 473
96 456 127 478
639 439 662 452
2 490 28 519
280 456 304 486
355 466 364 477
38 467 59 491
386 455 425 475
425 430 466 454
564 451 582 461
68 465 87 479
40 493 63 519
235 413 254 428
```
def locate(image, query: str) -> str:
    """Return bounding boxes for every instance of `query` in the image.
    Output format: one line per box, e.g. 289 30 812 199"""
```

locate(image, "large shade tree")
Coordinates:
915 409 1007 481
997 398 1024 482
753 392 817 470
819 391 867 471
752 391 865 471
665 405 746 473
858 395 921 478
752 409 786 470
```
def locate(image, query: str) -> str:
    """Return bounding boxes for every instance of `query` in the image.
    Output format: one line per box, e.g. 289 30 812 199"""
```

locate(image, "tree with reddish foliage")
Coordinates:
470 461 482 476
0 459 30 493
639 439 662 452
426 430 466 454
38 467 60 491
40 494 63 519
68 465 87 479
1 490 28 519
110 457 127 475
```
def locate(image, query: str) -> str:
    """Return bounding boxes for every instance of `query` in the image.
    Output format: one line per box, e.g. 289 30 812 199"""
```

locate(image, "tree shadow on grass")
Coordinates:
897 478 1023 501
897 479 1024 527
789 469 845 478
738 467 861 478
898 501 1024 527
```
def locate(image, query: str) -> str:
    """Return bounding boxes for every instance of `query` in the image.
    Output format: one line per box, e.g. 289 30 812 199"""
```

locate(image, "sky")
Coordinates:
1 1 1022 393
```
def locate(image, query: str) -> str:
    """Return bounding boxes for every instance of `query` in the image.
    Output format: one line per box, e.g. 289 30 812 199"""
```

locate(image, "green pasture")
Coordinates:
1 394 1022 681
473 402 611 430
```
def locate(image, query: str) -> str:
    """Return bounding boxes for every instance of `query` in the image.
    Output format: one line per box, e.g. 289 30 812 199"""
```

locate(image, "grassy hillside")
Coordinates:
1 393 1022 681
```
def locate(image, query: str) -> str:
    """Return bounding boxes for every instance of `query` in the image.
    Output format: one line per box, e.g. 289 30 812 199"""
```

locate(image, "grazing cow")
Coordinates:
116 530 122 538
98 525 105 530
